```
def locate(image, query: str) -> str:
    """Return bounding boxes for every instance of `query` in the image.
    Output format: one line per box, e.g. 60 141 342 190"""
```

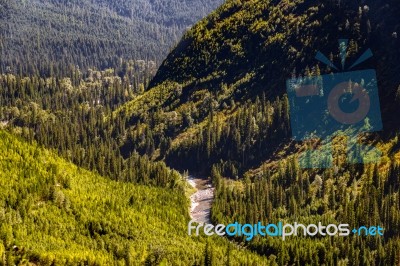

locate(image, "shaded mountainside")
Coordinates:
117 0 400 174
151 0 400 116
0 0 223 75
152 0 400 98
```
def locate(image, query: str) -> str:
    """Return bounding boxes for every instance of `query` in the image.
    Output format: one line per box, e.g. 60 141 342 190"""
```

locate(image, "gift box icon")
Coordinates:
286 40 383 168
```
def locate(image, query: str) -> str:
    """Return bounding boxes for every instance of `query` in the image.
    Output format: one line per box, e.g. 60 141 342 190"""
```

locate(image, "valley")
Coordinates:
0 0 399 264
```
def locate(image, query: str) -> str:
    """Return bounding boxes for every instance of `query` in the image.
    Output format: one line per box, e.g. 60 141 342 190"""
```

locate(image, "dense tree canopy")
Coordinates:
0 0 223 76
1 0 400 264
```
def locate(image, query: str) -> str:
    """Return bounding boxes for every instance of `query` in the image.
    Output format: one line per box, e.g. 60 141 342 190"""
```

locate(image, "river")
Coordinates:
187 176 214 224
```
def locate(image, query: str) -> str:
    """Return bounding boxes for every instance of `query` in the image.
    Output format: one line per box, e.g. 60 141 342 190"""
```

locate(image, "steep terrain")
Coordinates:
117 0 400 174
0 130 267 265
113 0 400 264
1 0 400 264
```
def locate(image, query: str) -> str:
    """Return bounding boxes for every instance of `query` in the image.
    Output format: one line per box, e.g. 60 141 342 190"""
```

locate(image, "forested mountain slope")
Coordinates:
1 0 400 264
0 0 223 76
113 0 400 264
151 0 399 97
118 0 400 174
0 130 267 265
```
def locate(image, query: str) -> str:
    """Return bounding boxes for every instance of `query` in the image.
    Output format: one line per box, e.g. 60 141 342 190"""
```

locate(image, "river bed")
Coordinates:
187 176 214 224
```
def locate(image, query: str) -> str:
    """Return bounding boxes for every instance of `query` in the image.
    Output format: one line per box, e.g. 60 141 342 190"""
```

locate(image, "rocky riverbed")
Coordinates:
187 176 214 224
